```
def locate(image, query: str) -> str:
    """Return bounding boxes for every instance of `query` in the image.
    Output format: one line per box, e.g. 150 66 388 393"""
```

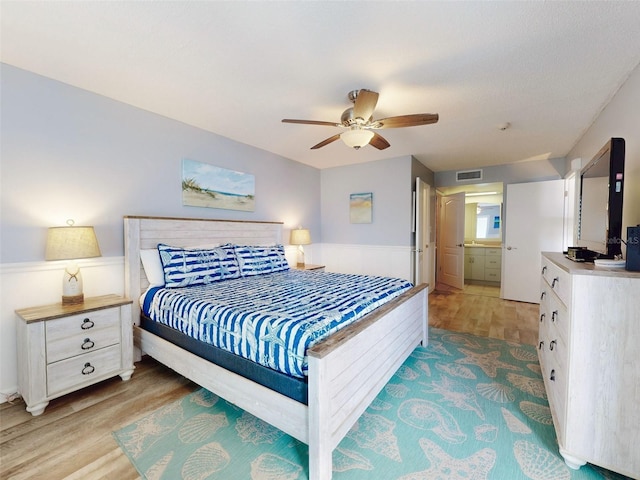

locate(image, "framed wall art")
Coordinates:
350 192 373 224
182 159 255 212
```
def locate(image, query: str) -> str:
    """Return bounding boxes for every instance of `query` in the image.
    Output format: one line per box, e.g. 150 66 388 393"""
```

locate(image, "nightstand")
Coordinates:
15 294 134 416
294 264 325 272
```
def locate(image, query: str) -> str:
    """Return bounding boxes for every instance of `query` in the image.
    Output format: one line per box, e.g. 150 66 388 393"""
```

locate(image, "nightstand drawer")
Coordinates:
45 308 119 342
47 345 122 396
47 324 121 363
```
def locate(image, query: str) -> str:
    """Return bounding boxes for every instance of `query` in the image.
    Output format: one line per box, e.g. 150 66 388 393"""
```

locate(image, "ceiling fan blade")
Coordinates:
369 132 390 150
282 119 340 127
352 89 379 121
375 113 439 129
311 133 342 150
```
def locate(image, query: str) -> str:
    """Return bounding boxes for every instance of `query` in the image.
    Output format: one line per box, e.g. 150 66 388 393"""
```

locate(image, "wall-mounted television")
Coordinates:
577 137 625 259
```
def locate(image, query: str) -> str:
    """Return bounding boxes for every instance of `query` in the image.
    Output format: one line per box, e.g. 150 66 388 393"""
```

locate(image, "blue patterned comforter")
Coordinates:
141 270 413 378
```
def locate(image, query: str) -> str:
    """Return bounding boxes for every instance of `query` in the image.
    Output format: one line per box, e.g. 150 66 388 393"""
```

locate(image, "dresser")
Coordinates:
16 294 134 416
538 253 640 478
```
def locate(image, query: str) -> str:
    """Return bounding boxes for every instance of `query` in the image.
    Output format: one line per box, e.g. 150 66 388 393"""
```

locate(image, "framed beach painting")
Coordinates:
350 192 373 224
182 159 255 212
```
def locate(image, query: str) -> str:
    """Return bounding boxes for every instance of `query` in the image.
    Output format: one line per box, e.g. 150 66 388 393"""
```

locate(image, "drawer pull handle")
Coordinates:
82 363 95 375
81 338 95 350
540 291 546 301
541 266 547 274
538 341 544 350
552 311 558 322
539 313 545 323
81 318 95 330
550 369 556 382
550 340 556 351
551 277 559 289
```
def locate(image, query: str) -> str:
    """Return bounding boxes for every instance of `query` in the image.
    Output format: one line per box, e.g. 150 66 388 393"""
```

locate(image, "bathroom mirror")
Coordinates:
465 202 502 240
476 203 501 239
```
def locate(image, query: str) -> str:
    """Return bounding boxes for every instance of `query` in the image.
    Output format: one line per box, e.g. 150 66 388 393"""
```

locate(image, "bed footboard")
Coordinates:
307 283 428 480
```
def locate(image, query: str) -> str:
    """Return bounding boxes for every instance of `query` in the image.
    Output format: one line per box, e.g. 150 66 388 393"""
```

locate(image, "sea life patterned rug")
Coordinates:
114 328 631 480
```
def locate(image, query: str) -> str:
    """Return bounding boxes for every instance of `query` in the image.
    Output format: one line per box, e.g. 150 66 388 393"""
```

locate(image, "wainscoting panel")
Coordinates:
317 243 412 281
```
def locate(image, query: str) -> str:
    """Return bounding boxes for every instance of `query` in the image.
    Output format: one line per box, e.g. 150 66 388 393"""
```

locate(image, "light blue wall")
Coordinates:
320 156 415 246
0 64 321 263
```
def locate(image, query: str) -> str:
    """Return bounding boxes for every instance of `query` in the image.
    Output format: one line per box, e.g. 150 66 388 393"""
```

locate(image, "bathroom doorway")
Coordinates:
436 183 504 296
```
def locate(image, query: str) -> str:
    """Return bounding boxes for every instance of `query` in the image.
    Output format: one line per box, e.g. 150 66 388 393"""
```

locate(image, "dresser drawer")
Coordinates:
485 248 502 257
539 335 568 443
541 259 571 307
542 290 569 344
47 345 122 396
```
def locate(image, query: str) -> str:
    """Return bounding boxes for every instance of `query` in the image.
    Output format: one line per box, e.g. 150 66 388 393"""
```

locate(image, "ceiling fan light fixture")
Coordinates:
341 128 374 149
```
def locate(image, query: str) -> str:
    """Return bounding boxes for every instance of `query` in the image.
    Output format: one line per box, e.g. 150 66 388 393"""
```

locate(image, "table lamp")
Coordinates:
45 220 101 305
289 227 311 268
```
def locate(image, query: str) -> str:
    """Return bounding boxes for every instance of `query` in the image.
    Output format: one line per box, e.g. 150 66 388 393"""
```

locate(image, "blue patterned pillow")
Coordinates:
234 244 289 277
158 243 240 288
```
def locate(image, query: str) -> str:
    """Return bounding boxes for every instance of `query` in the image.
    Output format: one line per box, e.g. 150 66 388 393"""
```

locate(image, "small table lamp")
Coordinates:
45 220 101 305
290 227 312 268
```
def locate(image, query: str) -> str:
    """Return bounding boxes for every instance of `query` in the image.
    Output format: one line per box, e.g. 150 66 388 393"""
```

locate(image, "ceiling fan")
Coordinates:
282 89 438 150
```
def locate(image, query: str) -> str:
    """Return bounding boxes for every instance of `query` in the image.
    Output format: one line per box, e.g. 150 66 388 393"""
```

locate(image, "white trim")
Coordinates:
0 256 123 274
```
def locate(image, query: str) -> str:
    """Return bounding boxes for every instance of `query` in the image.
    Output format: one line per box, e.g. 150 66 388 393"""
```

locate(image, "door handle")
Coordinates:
506 246 517 250
456 243 463 247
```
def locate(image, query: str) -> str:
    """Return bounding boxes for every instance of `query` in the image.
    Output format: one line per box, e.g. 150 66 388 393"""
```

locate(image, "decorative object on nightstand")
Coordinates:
15 294 134 416
45 219 101 305
294 264 325 272
290 227 311 268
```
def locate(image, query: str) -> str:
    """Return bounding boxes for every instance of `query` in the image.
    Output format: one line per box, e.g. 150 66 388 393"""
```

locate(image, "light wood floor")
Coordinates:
430 283 540 346
0 287 539 479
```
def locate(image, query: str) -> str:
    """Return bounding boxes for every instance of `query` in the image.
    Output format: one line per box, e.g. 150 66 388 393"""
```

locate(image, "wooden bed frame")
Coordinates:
124 215 428 480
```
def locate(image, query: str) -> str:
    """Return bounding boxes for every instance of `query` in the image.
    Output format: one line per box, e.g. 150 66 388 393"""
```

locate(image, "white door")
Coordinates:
502 180 564 303
414 178 432 289
438 192 465 289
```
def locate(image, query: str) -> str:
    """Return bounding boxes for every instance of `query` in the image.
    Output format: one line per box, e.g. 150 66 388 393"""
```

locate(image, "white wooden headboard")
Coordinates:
124 215 283 326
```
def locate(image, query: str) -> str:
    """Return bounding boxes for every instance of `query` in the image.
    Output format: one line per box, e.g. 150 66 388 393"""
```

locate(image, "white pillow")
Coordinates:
140 249 165 287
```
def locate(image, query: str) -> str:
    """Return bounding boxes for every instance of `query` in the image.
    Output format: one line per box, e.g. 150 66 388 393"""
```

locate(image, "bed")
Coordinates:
124 215 428 480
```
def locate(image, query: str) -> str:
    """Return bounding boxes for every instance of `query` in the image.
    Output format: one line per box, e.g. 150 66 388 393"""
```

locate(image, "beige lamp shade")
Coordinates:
46 226 101 261
289 228 312 246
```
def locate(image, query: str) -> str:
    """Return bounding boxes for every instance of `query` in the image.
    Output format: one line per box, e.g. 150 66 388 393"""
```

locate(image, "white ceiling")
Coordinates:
2 1 640 172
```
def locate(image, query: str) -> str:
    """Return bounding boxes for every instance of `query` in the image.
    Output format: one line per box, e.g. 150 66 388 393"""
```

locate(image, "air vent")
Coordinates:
456 169 483 182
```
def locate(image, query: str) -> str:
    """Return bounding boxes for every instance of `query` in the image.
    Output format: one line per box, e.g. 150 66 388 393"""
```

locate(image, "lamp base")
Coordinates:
296 245 305 268
62 293 84 305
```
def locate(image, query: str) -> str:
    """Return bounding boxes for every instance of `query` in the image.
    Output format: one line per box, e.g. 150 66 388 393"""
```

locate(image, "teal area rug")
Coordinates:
114 328 630 480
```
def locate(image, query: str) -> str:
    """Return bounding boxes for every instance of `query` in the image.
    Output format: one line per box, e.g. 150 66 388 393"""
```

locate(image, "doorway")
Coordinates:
436 183 504 296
